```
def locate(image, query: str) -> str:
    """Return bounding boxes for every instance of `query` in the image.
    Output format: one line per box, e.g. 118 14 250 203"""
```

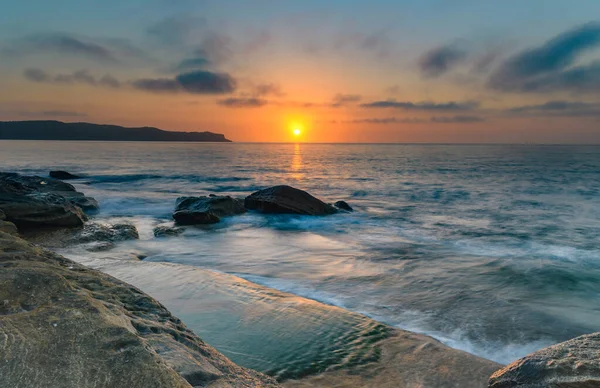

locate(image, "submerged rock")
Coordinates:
154 225 185 238
334 200 353 212
173 195 246 225
489 332 600 388
245 185 338 216
0 173 98 228
77 223 139 243
50 170 81 180
0 231 279 388
21 222 139 251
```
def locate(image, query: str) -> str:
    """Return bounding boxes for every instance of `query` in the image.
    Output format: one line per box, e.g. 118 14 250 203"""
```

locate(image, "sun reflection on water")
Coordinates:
291 143 304 180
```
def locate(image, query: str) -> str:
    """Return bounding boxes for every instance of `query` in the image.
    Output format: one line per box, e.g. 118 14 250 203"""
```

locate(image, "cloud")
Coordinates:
419 45 467 77
430 115 484 123
332 28 392 58
6 33 117 62
147 15 206 46
253 83 284 97
360 100 478 111
173 56 211 72
507 100 600 117
175 70 236 94
0 109 88 118
489 22 600 93
215 82 283 108
132 70 236 94
23 68 49 82
23 68 121 88
217 97 268 108
339 115 484 124
130 78 180 93
331 94 362 107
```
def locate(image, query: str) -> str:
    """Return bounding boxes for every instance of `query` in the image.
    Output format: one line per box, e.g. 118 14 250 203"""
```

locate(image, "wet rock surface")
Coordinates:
334 200 353 212
154 225 185 237
50 170 81 180
0 172 98 228
0 231 279 388
245 186 338 216
488 332 600 388
173 195 246 225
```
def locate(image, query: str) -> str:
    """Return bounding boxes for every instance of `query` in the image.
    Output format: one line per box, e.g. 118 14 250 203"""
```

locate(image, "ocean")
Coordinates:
2 141 600 373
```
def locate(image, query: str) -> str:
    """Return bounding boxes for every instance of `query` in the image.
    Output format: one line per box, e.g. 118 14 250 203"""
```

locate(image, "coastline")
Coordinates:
2 169 599 387
6 230 501 387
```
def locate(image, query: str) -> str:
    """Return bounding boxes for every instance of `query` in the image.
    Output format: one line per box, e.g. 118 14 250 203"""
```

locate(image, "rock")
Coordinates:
0 192 88 227
50 170 81 180
173 195 246 225
0 173 99 228
19 222 139 251
0 220 18 235
489 332 600 388
77 223 139 243
0 231 279 388
245 185 338 215
334 200 353 212
154 226 185 238
0 210 15 236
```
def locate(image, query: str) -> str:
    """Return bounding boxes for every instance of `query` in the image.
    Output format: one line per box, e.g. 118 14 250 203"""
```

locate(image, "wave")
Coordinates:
86 173 253 185
232 274 554 365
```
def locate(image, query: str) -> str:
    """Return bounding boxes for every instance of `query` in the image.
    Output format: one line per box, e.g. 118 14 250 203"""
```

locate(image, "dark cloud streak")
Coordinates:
488 22 600 93
361 100 478 111
419 45 467 77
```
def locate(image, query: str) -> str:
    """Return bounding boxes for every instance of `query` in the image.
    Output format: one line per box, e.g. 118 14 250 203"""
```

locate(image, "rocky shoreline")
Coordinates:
1 171 598 387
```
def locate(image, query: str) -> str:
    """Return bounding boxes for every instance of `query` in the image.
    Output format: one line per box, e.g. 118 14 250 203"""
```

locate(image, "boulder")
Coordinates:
0 173 99 228
0 192 88 227
50 170 81 180
245 185 338 215
154 225 185 238
173 195 246 225
489 332 600 388
77 223 139 243
1 172 98 210
334 200 353 212
0 220 18 235
0 231 279 388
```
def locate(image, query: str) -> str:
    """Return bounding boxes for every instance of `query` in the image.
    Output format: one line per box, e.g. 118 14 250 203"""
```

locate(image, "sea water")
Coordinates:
2 141 599 368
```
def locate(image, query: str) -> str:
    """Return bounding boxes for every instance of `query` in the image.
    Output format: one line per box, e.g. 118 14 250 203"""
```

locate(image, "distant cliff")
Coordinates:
0 121 231 142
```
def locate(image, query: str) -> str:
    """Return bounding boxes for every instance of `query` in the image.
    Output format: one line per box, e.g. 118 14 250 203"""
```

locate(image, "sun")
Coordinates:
293 128 302 136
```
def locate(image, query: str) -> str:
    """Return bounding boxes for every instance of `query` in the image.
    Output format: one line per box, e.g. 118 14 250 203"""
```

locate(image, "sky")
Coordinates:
1 1 600 143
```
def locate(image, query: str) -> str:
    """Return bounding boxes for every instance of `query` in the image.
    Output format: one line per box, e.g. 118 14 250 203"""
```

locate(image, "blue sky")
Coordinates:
1 1 600 142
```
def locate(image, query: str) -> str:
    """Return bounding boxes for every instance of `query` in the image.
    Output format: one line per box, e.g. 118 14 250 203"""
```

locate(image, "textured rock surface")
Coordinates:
0 231 279 388
22 222 139 252
0 220 18 235
488 332 600 388
173 195 246 225
334 201 353 212
50 170 81 180
154 225 185 237
285 329 501 388
245 186 338 215
77 223 139 242
0 172 98 228
0 209 17 235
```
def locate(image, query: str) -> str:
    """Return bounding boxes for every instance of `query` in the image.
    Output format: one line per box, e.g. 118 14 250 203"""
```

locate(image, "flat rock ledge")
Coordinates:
488 332 600 388
0 231 279 388
0 172 98 228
